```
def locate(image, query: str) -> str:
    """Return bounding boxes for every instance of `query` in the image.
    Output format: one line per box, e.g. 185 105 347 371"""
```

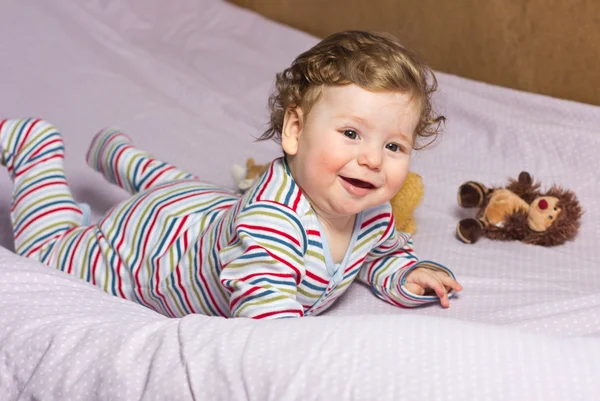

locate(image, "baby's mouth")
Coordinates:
340 176 375 189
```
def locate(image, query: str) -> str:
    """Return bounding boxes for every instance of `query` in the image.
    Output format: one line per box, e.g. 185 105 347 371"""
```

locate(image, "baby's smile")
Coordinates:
339 175 377 196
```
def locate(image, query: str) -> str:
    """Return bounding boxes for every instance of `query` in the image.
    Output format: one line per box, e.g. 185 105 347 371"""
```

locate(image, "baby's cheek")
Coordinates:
389 172 409 193
315 148 345 170
382 187 400 204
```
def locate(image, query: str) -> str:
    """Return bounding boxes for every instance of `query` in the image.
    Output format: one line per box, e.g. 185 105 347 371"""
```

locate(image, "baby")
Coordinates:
0 30 461 319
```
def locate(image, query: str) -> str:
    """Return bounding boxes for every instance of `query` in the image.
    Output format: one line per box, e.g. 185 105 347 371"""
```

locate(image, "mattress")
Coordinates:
1 0 599 400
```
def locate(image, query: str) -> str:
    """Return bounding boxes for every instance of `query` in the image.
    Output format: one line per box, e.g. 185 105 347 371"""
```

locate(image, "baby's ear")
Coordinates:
281 107 303 156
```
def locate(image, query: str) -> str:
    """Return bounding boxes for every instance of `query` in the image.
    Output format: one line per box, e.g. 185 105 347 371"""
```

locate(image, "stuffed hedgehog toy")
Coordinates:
456 171 583 246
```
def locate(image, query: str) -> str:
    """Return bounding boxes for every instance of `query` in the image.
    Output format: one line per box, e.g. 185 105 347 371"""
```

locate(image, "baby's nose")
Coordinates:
359 148 382 170
538 199 548 210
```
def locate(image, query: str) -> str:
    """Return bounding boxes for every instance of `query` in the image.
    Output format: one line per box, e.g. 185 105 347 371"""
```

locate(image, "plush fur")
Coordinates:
457 172 583 246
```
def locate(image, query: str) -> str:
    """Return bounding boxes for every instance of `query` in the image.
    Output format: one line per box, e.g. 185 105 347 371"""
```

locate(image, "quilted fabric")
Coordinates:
0 0 599 399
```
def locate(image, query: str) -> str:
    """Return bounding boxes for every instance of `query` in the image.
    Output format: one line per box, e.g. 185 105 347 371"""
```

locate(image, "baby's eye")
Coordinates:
548 215 553 220
343 130 358 139
385 143 405 153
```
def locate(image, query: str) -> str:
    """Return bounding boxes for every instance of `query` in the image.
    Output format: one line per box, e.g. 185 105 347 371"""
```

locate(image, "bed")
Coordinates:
1 0 599 400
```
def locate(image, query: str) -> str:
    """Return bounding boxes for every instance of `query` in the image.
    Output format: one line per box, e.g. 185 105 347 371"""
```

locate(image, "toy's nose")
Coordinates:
538 199 548 210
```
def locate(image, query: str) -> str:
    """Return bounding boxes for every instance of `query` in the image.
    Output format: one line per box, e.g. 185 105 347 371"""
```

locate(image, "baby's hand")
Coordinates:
404 268 462 308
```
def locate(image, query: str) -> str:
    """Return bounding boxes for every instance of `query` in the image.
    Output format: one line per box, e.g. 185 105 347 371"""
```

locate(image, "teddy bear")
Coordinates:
230 158 269 193
389 171 424 234
456 171 582 246
231 158 425 234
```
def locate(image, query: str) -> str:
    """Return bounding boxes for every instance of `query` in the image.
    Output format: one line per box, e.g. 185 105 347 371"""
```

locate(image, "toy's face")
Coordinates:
281 84 418 219
527 196 561 232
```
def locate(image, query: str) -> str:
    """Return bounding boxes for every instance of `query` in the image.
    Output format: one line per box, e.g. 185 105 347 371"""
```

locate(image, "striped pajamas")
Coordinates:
1 118 455 319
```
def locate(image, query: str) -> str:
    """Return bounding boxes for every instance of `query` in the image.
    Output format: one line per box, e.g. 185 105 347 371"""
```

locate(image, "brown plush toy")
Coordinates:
230 158 269 192
456 171 582 246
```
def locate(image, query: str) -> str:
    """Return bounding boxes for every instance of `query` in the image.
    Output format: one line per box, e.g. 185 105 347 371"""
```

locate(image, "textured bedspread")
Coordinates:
1 0 599 399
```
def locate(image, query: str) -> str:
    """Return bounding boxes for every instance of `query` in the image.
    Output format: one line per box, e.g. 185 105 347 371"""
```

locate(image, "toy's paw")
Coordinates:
457 181 489 208
456 218 484 244
231 164 246 186
237 178 257 191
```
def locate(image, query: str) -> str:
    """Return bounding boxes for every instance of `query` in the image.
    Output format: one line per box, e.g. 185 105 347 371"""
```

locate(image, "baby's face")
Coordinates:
282 84 419 219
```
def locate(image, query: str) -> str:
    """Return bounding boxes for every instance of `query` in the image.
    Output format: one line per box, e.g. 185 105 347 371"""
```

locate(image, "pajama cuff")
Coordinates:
398 260 457 304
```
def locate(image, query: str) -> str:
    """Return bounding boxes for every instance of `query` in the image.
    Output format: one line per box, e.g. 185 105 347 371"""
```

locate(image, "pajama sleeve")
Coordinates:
218 201 307 319
358 213 457 308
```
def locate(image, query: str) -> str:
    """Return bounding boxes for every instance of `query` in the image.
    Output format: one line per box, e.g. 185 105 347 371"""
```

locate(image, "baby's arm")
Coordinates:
358 215 460 308
219 201 307 319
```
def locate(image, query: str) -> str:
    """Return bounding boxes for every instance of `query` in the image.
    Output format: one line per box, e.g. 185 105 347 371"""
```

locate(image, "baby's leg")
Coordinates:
0 118 135 299
86 128 196 195
0 119 88 261
0 118 88 258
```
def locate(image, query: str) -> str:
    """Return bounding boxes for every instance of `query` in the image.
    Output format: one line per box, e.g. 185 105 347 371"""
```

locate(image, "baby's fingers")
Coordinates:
404 282 425 296
438 274 463 293
430 281 450 308
415 272 449 307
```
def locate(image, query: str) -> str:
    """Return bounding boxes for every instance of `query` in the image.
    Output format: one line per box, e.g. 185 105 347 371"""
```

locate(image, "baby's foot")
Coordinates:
0 119 64 177
86 128 133 174
0 118 33 166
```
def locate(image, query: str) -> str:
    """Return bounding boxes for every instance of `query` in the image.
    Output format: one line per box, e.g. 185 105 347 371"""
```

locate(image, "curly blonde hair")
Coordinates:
259 30 445 149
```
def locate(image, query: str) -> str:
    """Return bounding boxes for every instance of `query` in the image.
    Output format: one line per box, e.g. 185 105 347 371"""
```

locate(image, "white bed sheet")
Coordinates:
1 0 599 399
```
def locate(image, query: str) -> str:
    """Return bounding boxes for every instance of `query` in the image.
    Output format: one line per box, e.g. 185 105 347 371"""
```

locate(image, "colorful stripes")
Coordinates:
2 119 454 320
1 119 84 257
